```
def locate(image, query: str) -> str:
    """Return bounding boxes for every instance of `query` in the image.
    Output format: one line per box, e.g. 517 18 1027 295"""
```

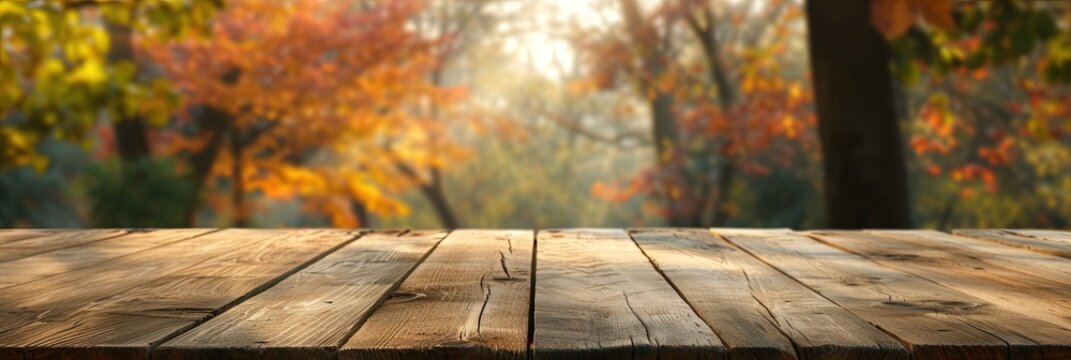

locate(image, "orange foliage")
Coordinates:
140 0 468 225
912 65 1071 198
870 0 956 39
574 0 817 221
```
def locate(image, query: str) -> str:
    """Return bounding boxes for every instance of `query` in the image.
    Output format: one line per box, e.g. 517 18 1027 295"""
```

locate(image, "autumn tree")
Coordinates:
803 0 1070 228
388 0 496 228
880 0 1071 227
141 0 468 227
805 0 913 228
0 0 219 170
574 0 815 226
0 1 223 227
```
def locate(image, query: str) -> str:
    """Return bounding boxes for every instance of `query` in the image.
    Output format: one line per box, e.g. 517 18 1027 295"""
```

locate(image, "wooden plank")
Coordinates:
0 229 63 244
1006 229 1071 243
0 229 358 359
711 228 794 235
811 230 1071 329
633 228 907 360
0 229 216 289
0 229 129 262
156 230 446 360
871 231 1071 273
953 229 1071 258
532 229 724 360
719 230 1071 360
341 230 532 360
0 229 277 337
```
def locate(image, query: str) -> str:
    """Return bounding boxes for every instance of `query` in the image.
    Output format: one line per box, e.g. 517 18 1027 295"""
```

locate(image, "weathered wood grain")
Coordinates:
0 229 281 359
811 230 1071 329
155 230 446 360
533 229 724 360
0 229 63 245
1005 229 1071 243
1 228 1069 359
0 229 129 263
341 230 532 360
954 229 1071 258
723 230 1071 360
635 228 907 360
0 229 269 340
0 229 358 360
0 229 216 289
711 228 794 235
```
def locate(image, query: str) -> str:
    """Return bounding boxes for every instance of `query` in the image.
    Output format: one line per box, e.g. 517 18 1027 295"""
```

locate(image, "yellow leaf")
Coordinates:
787 82 803 104
0 2 26 16
71 60 106 85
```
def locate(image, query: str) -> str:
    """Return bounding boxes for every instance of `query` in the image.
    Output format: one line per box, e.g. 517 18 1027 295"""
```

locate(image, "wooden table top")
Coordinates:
0 228 1070 360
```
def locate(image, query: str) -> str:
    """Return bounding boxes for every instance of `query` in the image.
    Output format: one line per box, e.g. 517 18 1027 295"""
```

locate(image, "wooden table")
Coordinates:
1 228 1070 359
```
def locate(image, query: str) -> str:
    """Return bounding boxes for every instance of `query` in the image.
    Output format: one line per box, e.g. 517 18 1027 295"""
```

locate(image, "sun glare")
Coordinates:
504 0 607 79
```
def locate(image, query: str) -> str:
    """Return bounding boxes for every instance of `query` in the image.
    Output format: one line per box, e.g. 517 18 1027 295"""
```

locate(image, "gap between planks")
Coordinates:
637 229 909 360
3 228 1070 360
339 230 530 360
721 230 1071 359
146 229 376 357
0 229 368 359
628 229 780 359
809 230 1071 330
156 229 452 360
530 229 724 360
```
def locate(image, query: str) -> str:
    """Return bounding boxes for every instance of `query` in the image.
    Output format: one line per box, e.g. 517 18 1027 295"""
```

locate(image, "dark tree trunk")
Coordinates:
709 159 736 226
650 94 694 227
350 199 370 227
105 21 151 162
805 0 912 228
182 106 231 227
393 162 460 228
619 0 696 226
690 10 738 228
112 119 151 162
229 128 249 227
420 169 459 228
419 52 462 229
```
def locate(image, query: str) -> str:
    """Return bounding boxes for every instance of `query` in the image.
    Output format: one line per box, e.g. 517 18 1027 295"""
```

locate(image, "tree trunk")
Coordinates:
650 94 694 227
419 49 462 229
105 21 152 162
393 162 459 228
709 158 736 226
619 0 696 226
805 0 912 228
350 199 370 227
182 106 231 227
420 169 460 228
229 128 249 227
689 8 739 227
112 118 152 162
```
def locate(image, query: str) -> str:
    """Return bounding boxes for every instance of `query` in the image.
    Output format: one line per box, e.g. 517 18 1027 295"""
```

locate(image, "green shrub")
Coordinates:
84 158 193 227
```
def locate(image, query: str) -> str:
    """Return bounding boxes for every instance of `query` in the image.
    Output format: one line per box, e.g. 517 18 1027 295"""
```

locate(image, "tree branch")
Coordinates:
31 0 132 9
536 107 651 148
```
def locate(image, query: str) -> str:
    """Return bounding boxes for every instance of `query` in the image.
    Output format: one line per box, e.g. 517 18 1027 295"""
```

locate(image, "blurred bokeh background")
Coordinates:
1 0 1069 229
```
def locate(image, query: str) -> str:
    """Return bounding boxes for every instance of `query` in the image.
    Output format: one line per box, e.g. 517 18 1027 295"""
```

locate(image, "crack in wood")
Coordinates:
4 228 1069 359
621 290 652 345
498 252 511 280
476 274 491 339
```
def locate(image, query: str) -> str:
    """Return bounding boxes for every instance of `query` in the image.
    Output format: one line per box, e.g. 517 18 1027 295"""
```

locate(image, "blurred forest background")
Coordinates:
1 0 1069 229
